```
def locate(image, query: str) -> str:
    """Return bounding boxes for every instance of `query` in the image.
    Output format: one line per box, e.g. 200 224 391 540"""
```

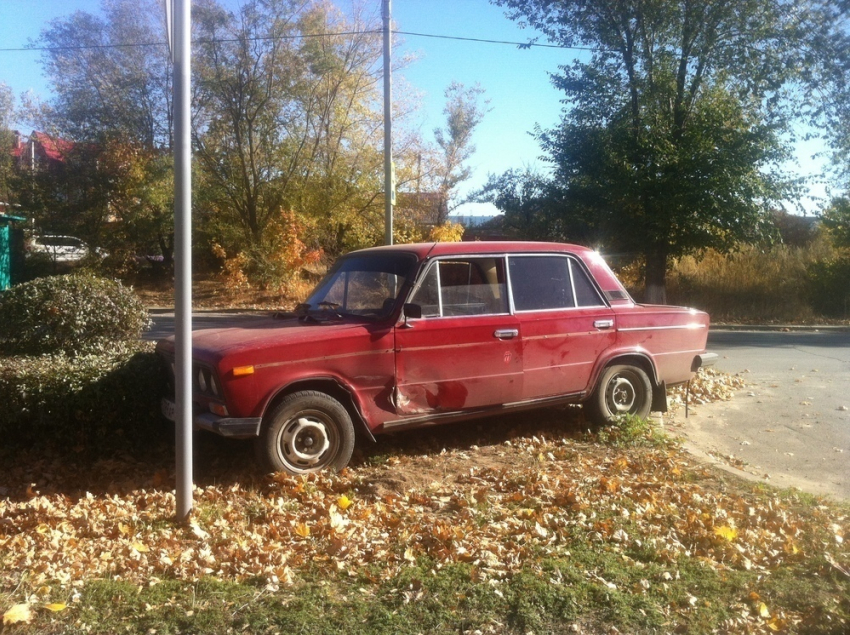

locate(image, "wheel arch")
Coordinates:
261 377 376 442
589 351 667 412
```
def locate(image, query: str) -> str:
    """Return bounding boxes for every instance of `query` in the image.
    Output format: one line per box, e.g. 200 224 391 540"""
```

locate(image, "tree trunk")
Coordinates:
644 248 668 305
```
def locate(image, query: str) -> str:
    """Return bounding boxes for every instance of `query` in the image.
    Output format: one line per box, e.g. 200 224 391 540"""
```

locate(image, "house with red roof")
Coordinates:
11 130 75 172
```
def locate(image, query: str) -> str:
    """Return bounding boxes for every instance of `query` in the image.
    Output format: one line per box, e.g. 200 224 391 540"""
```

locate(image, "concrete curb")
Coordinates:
148 307 275 315
711 324 850 333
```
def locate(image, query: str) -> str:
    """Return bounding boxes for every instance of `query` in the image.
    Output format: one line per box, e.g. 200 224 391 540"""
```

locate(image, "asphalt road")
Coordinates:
671 329 850 501
147 314 850 500
145 311 269 341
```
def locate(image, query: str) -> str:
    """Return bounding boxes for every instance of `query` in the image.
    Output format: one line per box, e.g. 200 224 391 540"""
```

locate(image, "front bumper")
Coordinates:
161 398 262 438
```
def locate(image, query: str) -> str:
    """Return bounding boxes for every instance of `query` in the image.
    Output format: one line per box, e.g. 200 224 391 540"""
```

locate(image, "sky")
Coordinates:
0 0 830 215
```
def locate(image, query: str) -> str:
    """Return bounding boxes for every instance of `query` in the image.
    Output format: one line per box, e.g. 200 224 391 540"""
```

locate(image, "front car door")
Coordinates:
508 254 616 400
394 256 523 416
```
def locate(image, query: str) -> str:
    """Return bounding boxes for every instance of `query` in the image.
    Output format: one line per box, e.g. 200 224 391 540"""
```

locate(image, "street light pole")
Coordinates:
382 0 393 245
172 0 193 522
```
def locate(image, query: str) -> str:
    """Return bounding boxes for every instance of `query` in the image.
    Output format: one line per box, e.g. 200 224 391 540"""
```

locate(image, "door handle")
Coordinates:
594 319 614 329
494 329 519 339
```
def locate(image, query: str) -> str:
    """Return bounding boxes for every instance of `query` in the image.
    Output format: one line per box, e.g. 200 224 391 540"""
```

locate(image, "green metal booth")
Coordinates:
0 214 25 290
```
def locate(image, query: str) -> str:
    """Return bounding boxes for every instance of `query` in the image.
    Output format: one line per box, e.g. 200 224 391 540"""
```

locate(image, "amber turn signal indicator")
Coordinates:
232 365 255 377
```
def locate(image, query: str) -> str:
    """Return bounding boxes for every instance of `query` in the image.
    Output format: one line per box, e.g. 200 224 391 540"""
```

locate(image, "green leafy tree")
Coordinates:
821 197 850 249
493 0 842 302
0 82 15 211
28 0 173 263
193 0 389 272
34 0 171 148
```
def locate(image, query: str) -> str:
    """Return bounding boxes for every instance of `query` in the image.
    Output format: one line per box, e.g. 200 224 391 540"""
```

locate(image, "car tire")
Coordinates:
255 391 355 475
586 364 653 425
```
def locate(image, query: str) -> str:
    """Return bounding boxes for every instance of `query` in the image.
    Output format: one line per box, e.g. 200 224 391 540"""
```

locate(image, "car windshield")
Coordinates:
302 252 419 321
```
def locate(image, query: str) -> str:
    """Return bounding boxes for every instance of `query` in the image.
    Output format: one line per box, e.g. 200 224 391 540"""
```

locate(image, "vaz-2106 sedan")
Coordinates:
158 242 716 474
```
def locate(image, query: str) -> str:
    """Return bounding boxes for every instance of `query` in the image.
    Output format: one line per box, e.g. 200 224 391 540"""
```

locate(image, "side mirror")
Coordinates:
402 303 422 327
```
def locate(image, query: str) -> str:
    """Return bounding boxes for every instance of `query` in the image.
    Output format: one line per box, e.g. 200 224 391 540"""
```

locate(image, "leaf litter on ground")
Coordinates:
1 368 847 633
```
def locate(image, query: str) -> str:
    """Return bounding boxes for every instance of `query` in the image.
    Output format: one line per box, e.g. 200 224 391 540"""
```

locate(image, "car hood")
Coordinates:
156 315 388 364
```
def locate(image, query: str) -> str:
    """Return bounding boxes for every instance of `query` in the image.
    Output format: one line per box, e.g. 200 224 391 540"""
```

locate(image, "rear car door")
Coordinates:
394 256 523 415
508 254 616 400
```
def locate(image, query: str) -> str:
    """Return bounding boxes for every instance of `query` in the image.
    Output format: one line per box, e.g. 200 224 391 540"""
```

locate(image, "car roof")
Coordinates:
350 241 597 259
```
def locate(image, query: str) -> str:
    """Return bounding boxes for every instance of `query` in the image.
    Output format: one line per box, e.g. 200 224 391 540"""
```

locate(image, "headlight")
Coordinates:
210 374 220 396
198 368 207 392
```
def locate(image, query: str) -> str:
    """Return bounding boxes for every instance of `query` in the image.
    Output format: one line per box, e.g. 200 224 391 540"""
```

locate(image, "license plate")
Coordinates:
161 398 176 421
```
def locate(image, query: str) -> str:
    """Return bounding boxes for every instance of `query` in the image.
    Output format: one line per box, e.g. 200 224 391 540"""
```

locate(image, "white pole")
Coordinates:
173 0 193 522
382 0 393 245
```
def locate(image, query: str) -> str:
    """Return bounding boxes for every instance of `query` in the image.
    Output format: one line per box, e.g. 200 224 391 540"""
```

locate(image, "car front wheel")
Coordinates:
587 364 653 425
255 391 355 474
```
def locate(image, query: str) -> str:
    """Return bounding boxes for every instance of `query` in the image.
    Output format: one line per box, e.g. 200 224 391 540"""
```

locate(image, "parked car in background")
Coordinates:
157 241 717 474
27 234 105 263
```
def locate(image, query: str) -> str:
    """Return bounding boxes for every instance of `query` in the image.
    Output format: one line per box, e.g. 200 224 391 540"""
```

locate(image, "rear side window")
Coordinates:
509 255 605 311
509 256 573 311
570 261 606 307
410 257 508 317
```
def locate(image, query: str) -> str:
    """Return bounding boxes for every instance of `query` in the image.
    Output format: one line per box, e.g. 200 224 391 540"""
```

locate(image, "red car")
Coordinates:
157 242 716 474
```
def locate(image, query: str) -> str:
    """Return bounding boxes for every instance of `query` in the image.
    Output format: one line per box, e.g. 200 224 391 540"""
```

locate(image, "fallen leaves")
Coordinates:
3 603 31 625
0 373 847 633
2 439 846 604
669 367 748 407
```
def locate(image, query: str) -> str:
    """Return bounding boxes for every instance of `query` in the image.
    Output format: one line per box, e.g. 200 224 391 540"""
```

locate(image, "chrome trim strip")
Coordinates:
524 360 591 374
522 331 601 341
255 348 394 370
618 324 705 332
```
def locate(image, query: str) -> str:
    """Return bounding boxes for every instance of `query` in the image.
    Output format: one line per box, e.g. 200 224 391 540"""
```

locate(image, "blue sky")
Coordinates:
0 0 829 215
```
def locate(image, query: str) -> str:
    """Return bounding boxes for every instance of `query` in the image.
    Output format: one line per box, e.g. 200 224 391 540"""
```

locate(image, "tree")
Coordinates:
431 82 488 226
193 0 390 274
821 197 850 249
0 83 15 211
34 0 171 148
29 0 174 263
476 167 564 240
494 0 842 302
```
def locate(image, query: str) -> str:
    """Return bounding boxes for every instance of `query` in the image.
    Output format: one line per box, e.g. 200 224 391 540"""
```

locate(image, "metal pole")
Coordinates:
173 0 193 522
382 0 393 245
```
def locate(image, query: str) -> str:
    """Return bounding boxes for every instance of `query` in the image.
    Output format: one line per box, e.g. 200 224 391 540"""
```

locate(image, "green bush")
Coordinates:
807 257 850 318
0 273 151 355
0 341 169 456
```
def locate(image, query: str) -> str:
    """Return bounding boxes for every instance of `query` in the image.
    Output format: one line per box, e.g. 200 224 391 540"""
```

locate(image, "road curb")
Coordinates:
711 324 850 333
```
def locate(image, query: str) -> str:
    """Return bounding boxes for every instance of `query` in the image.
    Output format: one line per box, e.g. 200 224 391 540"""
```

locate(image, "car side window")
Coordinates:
410 257 508 317
570 260 606 307
509 256 575 311
411 265 441 317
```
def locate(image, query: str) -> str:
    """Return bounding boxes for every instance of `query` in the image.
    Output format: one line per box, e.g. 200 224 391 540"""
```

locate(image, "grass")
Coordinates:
12 538 849 634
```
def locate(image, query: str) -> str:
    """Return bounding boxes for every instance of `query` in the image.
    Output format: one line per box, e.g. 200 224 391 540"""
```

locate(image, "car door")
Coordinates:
508 254 616 400
394 256 523 415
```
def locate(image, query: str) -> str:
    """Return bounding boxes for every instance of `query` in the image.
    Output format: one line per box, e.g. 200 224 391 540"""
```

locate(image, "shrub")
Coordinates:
666 241 835 322
0 341 169 456
807 257 850 317
0 273 150 355
211 209 323 297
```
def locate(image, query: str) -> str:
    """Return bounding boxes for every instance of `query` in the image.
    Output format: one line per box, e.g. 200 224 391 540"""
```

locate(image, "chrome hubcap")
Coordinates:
608 376 636 413
281 417 330 467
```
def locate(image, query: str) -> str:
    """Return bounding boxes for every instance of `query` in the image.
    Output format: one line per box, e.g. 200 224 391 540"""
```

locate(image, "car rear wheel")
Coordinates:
255 391 355 474
587 364 653 425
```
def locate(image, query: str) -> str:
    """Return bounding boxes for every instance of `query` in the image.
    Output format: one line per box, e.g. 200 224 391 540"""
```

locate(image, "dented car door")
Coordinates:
394 256 523 415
